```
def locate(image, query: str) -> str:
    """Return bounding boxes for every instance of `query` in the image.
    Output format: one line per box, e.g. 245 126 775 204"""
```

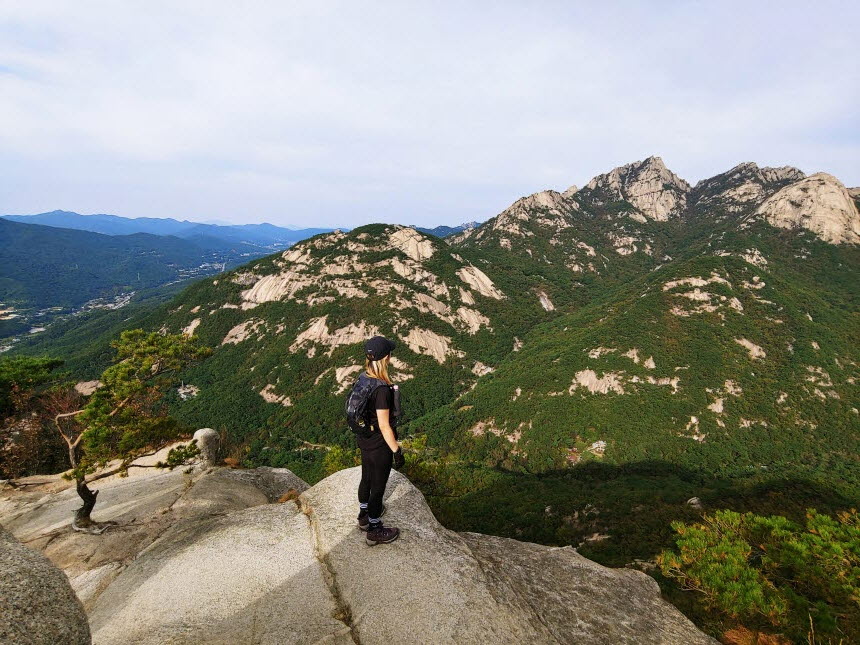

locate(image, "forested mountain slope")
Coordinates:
0 218 273 342
146 224 550 453
0 219 244 310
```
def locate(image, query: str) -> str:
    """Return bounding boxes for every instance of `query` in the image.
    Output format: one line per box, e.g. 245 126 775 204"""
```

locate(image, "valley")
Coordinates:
0 214 339 352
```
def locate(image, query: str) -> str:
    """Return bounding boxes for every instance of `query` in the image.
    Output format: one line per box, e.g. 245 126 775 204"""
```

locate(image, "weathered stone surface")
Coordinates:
389 225 436 261
0 452 302 610
300 467 715 644
89 503 352 645
3 462 714 644
756 172 860 244
581 156 691 220
461 532 710 644
0 525 91 645
215 466 310 502
193 427 220 466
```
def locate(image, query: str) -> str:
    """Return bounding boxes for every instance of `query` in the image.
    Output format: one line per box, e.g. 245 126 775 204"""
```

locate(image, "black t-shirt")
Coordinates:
368 385 393 430
357 384 395 450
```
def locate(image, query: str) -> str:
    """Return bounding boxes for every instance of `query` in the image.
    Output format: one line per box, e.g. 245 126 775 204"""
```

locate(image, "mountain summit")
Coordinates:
691 162 805 214
578 156 692 221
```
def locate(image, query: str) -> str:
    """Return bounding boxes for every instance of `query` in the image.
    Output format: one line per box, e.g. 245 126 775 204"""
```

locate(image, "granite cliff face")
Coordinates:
577 156 691 221
691 162 805 213
755 172 860 244
0 453 715 644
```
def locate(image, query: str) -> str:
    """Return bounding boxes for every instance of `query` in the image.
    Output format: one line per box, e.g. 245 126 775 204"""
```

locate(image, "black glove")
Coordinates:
393 447 405 470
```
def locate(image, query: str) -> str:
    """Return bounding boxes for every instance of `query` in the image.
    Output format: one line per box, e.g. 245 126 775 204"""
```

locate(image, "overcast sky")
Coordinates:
1 2 857 228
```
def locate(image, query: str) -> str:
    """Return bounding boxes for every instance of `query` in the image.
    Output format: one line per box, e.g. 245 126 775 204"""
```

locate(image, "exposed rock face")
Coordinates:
580 156 691 220
300 468 715 644
755 173 860 244
0 526 91 645
74 380 103 396
289 314 380 357
403 327 465 363
456 265 505 299
464 189 576 246
0 447 307 617
692 162 805 212
388 226 436 261
1 464 714 644
89 504 352 644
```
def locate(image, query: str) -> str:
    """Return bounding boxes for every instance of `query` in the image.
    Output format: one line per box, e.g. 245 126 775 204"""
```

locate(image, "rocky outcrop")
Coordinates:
579 156 691 220
89 503 352 644
0 526 91 645
0 447 307 615
388 226 436 261
1 462 714 644
691 162 805 213
466 189 576 246
755 172 860 244
456 265 505 299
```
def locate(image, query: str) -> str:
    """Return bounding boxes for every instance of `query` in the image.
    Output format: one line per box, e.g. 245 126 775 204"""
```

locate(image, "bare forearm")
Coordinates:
379 424 399 453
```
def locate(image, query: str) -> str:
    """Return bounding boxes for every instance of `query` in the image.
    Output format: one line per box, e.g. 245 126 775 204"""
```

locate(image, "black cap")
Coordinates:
365 336 395 361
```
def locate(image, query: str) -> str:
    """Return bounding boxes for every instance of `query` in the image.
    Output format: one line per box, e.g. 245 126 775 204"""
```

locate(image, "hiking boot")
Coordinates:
357 504 386 531
365 524 400 546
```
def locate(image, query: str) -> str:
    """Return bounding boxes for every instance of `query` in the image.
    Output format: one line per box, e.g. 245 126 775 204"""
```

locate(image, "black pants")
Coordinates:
357 434 392 519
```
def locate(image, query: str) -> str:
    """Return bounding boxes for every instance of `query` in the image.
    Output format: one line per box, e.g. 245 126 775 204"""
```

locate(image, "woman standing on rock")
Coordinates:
346 336 405 545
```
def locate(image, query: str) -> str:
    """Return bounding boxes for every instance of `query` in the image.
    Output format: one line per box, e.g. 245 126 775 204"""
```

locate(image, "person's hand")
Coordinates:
393 447 405 469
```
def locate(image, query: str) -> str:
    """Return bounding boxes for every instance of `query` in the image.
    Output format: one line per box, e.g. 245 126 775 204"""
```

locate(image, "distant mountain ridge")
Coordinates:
1 210 336 249
414 220 481 238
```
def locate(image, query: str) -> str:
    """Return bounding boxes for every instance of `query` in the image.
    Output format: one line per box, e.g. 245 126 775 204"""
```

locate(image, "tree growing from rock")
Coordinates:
53 329 210 532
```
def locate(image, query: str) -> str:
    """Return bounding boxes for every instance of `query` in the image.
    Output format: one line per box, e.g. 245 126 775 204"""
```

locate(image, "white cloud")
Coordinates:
0 1 857 226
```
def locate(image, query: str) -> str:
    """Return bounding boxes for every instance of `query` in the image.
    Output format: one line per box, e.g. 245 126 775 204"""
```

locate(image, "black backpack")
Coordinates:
345 373 388 437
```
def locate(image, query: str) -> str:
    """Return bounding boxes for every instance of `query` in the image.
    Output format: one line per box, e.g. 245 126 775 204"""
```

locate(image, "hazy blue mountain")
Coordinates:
414 220 481 237
1 210 336 249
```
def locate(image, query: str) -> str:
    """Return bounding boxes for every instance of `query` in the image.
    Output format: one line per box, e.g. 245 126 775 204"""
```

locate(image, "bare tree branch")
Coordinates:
87 461 161 483
107 395 133 418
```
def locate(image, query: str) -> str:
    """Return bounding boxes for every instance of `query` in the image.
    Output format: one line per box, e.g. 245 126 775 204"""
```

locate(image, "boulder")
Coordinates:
0 525 91 645
193 428 220 466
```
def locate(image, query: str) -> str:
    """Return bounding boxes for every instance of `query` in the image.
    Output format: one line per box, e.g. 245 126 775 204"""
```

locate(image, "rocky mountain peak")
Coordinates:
456 189 576 248
580 156 691 221
755 172 860 244
691 162 806 213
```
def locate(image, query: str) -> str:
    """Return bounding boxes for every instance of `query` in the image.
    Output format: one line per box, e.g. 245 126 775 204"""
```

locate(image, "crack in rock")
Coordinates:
298 497 361 645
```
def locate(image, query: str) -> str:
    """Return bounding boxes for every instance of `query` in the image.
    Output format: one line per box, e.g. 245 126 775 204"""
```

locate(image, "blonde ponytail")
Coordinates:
365 354 392 384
